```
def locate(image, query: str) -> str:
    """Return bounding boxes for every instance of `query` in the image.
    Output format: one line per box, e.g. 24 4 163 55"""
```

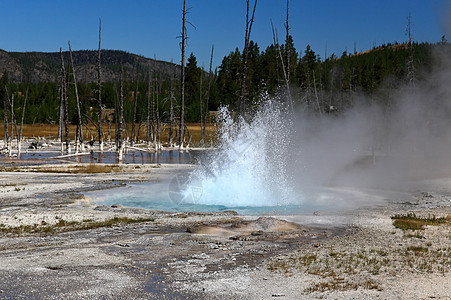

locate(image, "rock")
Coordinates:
192 253 210 260
209 244 220 249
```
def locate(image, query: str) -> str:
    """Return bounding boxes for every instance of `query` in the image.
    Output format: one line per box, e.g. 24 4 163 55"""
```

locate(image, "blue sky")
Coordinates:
0 1 447 69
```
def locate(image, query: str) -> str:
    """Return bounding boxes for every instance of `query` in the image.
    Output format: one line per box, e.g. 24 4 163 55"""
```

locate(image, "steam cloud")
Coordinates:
289 45 451 193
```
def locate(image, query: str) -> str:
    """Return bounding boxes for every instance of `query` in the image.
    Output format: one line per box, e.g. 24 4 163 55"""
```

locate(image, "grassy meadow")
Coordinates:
1 123 218 147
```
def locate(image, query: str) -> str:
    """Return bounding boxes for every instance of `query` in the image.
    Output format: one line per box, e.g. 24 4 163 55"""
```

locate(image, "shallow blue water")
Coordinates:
87 181 312 215
85 179 400 216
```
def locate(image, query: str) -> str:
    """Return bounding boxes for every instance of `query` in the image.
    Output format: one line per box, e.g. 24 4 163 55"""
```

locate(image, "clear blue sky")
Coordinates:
0 0 447 69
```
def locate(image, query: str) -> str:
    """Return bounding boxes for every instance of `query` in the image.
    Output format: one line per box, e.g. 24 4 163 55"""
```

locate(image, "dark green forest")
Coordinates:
0 40 447 127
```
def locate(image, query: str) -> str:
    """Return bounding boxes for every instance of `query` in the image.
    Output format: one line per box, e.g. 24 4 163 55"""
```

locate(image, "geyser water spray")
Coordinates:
182 98 301 208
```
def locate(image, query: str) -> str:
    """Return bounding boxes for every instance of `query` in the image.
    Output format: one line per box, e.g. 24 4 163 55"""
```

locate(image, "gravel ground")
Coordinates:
0 162 450 299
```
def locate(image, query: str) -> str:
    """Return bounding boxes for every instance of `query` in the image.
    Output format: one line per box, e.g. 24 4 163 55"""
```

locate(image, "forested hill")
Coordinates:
215 41 444 112
0 49 177 83
0 41 447 125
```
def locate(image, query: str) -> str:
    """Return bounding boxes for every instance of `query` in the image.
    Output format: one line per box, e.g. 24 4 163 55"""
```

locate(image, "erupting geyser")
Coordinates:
182 98 300 208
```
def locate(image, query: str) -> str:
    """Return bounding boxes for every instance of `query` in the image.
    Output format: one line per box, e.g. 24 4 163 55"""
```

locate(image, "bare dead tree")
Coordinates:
10 92 20 156
58 52 64 154
312 70 322 116
151 73 157 149
285 0 290 82
8 91 16 141
238 0 257 117
154 55 161 150
136 120 143 142
68 40 84 153
270 21 280 86
169 59 176 147
108 120 112 143
149 70 156 147
2 83 9 153
131 67 139 146
97 18 104 151
271 20 294 113
18 86 28 158
156 77 161 150
123 114 129 143
146 70 152 147
199 65 204 146
60 48 70 154
179 0 187 149
117 66 125 161
406 13 415 87
202 45 214 146
184 123 192 148
64 82 70 154
4 87 14 156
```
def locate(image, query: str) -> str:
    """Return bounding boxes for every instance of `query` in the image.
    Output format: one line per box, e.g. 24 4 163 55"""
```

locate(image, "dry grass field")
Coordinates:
1 123 218 146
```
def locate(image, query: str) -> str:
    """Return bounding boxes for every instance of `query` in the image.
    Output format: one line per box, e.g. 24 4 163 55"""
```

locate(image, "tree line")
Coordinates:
216 40 441 114
0 41 444 134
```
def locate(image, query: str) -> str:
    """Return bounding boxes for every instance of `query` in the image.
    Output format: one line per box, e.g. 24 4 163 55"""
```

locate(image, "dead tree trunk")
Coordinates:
58 57 64 154
155 75 161 150
123 115 129 143
8 92 15 140
60 48 70 154
131 69 138 146
136 120 143 142
285 0 290 82
146 70 151 147
238 0 257 118
271 21 293 113
68 40 83 153
97 18 104 152
152 56 161 151
152 73 157 149
406 14 415 87
107 121 111 143
203 45 214 147
179 0 187 149
184 123 192 148
169 60 176 147
64 79 70 154
2 84 9 154
18 86 28 158
271 20 280 86
4 87 14 156
117 66 125 161
199 65 204 146
9 93 19 156
312 70 322 116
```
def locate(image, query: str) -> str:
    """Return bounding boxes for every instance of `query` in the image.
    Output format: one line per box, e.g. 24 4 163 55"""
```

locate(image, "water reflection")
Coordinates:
1 150 207 165
77 150 205 164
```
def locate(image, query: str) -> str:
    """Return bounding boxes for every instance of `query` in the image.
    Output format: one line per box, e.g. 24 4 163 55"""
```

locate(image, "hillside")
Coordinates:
0 49 178 83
